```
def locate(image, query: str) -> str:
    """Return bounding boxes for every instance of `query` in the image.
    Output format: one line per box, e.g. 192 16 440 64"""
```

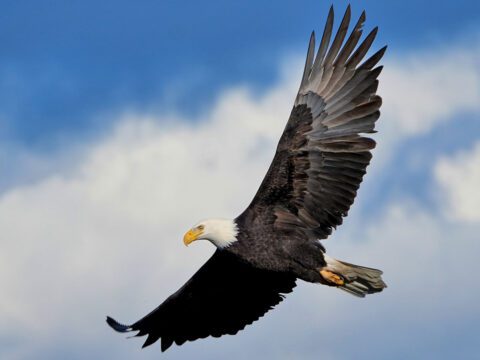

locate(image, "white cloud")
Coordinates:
435 142 480 222
370 42 480 172
380 44 480 136
1 40 480 359
0 75 297 359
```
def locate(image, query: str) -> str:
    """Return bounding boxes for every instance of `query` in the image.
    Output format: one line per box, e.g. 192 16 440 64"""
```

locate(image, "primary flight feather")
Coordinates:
107 5 387 352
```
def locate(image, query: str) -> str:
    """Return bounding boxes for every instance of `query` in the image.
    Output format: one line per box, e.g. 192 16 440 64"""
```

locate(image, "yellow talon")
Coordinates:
320 269 345 286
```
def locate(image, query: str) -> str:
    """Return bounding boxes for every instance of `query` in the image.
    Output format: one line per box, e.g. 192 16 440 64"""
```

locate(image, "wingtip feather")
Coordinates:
360 10 366 20
142 334 160 348
106 316 132 333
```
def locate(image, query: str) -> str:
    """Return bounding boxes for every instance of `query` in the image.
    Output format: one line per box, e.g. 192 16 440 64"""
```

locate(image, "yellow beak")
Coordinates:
183 228 203 246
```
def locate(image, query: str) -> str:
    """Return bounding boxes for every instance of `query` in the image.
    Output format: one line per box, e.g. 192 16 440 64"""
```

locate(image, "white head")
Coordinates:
183 218 239 249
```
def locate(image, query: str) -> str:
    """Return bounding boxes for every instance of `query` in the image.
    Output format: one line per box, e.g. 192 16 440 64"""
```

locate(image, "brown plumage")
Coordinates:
107 5 387 352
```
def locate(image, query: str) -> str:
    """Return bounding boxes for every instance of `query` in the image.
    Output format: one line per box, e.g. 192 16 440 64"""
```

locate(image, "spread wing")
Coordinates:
107 250 296 351
239 6 386 241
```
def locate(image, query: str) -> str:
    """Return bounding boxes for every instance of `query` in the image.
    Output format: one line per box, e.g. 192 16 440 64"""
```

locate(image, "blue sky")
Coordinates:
1 0 479 145
1 1 480 360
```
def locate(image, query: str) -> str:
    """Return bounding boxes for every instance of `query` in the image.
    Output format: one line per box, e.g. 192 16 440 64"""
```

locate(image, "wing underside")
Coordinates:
107 251 296 351
240 6 385 242
107 5 385 352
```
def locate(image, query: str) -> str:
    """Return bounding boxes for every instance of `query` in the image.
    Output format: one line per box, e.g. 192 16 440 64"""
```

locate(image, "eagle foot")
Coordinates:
320 269 345 286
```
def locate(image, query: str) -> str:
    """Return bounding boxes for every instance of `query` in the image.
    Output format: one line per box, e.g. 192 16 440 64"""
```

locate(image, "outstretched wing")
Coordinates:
107 250 296 351
239 6 386 241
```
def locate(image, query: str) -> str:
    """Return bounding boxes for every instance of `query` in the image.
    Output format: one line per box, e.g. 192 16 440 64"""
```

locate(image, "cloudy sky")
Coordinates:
1 1 480 359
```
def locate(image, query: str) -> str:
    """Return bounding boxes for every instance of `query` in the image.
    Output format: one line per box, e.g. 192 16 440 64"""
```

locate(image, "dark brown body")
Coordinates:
107 6 387 352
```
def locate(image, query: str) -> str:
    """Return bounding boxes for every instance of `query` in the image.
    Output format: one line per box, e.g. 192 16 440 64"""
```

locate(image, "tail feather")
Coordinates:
323 255 387 297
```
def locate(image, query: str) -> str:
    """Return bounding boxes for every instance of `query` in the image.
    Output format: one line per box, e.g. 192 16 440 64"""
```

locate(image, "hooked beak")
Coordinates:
183 228 203 246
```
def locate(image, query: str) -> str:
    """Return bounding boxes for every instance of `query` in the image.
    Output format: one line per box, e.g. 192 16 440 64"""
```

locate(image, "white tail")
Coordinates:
324 255 387 297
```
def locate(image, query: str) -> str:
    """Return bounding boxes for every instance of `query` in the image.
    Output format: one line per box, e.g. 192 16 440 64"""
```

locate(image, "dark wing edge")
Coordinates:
106 316 131 333
106 251 296 352
240 6 386 242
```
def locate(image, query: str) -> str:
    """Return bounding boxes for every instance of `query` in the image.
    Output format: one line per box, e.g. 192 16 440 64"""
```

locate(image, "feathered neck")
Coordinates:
195 218 239 249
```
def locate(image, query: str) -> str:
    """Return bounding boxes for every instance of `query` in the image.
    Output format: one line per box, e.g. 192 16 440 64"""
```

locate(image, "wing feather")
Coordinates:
313 6 334 70
106 251 296 351
239 7 385 242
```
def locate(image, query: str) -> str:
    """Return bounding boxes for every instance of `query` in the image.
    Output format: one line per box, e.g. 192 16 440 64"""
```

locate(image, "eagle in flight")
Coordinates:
107 5 387 352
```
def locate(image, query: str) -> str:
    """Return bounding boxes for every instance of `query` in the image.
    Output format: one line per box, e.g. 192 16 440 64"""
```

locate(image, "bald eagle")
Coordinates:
107 5 387 352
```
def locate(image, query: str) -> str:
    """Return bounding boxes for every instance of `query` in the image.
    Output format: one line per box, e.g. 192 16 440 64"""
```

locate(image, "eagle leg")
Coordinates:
319 269 345 286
